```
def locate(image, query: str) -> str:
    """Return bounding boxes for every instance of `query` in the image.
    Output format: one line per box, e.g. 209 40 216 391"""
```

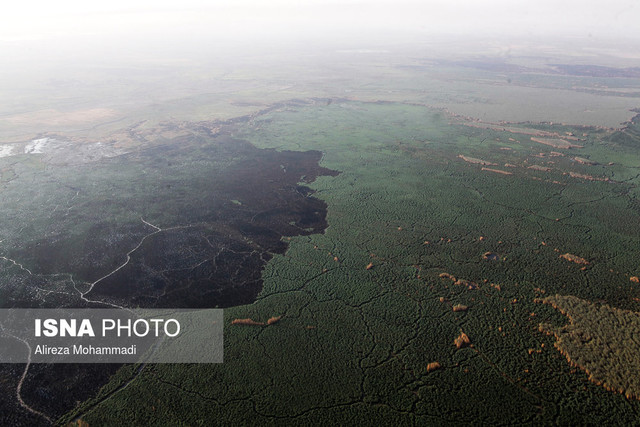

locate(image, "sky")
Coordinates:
1 0 639 44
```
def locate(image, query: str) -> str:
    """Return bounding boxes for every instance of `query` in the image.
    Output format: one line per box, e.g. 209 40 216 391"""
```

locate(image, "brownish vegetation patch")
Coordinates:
458 155 496 166
439 272 456 281
631 276 639 283
481 167 512 175
483 252 499 261
426 362 441 372
528 164 552 172
574 156 597 165
537 294 640 400
531 137 583 149
454 279 478 290
267 315 283 325
439 272 479 289
453 304 468 312
454 332 471 349
461 122 581 140
366 262 374 270
231 318 265 326
568 171 609 182
559 253 590 265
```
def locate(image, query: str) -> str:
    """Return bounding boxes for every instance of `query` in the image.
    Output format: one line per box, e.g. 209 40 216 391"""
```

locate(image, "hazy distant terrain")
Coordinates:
2 37 640 143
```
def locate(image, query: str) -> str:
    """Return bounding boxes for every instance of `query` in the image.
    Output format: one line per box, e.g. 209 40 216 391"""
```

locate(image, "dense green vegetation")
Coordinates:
57 101 640 424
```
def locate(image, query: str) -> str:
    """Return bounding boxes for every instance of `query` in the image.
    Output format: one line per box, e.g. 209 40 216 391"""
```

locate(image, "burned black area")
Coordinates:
86 227 271 308
83 135 339 308
0 361 124 424
10 132 338 308
0 364 49 427
3 123 338 423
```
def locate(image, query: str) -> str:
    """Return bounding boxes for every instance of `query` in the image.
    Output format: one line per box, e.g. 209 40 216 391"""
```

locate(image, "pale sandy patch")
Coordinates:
4 108 117 126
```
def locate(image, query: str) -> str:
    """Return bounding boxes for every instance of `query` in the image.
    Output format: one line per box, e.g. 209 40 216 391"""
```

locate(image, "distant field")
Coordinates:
2 47 640 142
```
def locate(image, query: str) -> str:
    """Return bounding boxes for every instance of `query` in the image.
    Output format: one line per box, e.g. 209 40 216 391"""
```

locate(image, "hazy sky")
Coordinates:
1 0 639 44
